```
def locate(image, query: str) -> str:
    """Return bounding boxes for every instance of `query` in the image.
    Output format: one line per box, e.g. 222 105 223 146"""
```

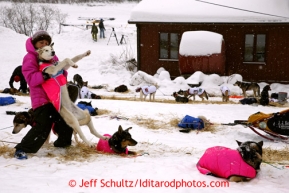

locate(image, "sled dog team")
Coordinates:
11 30 265 183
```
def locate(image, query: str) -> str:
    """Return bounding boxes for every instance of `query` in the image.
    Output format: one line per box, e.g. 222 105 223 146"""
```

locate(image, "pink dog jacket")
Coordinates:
197 146 256 179
39 63 67 112
96 134 128 154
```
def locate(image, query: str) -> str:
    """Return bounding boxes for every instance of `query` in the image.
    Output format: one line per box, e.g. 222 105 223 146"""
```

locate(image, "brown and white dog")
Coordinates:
36 43 108 146
178 87 209 101
135 85 156 102
220 85 230 102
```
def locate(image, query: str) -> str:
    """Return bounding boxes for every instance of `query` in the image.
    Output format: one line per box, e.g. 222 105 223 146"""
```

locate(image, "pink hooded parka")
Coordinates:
22 38 67 110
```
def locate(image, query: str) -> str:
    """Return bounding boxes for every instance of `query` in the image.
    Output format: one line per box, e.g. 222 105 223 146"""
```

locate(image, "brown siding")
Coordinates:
136 23 289 83
179 40 226 75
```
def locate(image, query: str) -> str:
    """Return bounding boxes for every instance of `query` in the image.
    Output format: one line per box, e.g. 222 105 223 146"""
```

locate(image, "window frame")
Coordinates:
243 33 267 64
159 32 180 61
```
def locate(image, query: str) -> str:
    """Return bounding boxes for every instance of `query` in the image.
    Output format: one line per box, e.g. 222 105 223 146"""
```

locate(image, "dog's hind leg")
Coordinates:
149 93 154 102
73 131 79 143
242 90 247 98
60 106 94 147
199 94 204 101
253 90 256 98
78 110 91 126
152 92 155 102
204 91 209 100
140 91 143 101
86 120 107 140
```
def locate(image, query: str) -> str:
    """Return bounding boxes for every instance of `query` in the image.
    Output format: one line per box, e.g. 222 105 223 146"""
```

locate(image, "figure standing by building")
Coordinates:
91 22 98 41
99 19 106 39
9 65 28 93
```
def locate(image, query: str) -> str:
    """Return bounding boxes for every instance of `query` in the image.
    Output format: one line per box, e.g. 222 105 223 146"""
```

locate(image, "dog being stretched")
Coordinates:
197 140 263 182
172 92 189 103
178 87 209 101
37 43 108 146
135 85 156 102
96 125 138 155
234 81 260 98
220 85 230 102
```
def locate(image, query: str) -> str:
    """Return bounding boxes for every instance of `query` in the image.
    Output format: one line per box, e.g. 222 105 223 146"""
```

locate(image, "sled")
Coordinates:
224 109 289 142
246 109 289 141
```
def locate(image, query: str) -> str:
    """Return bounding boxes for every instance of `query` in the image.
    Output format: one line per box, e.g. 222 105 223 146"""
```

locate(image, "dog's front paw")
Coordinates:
72 64 78 68
84 50 91 57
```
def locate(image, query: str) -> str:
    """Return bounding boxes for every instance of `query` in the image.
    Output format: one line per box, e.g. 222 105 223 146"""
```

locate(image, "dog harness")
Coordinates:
39 62 67 112
141 85 156 95
96 134 128 154
197 146 256 179
189 87 204 95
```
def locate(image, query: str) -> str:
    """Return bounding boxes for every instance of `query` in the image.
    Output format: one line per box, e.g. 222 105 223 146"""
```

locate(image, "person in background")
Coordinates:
91 22 98 41
99 18 106 39
9 65 28 93
14 30 74 160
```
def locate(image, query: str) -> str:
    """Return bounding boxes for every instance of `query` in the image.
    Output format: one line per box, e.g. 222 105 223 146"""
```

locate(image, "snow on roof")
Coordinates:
129 0 289 23
179 31 223 56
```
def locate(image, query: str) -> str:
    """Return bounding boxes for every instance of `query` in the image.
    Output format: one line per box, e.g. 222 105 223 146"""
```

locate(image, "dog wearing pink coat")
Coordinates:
96 125 137 155
197 140 263 182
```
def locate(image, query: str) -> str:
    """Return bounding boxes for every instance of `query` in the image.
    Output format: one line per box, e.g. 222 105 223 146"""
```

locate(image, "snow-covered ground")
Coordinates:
0 2 289 193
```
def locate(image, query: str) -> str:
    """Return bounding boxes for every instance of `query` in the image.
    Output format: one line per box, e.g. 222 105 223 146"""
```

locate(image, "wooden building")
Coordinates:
128 0 289 83
178 31 226 76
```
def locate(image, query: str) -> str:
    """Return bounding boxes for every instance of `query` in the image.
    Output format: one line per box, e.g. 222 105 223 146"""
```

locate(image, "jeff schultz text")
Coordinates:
74 179 229 189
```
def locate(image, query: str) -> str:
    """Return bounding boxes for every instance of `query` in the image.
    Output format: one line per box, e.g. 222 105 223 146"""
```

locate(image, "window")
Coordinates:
244 34 266 62
159 32 179 59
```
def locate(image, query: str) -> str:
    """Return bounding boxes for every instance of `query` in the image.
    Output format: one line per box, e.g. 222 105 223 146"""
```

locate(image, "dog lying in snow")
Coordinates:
171 92 189 103
96 125 138 155
197 140 263 182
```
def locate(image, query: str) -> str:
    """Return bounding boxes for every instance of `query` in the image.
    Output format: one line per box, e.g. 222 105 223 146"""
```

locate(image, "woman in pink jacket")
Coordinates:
14 31 73 160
